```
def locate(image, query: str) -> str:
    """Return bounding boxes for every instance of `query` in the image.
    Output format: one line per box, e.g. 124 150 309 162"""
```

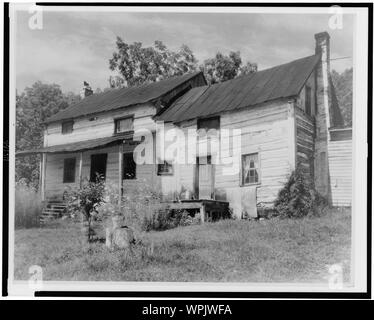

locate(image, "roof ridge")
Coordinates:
44 71 203 123
158 54 321 123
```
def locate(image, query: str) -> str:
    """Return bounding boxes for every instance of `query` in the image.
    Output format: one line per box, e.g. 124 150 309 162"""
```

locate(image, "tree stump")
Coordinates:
105 216 135 253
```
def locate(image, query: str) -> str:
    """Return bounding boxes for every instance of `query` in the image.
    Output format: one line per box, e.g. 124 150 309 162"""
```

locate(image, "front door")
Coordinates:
90 153 107 181
196 156 214 199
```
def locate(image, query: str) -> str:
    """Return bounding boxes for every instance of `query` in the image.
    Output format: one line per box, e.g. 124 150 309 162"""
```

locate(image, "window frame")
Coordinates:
61 120 74 135
157 160 174 176
114 115 134 135
123 152 136 180
63 157 76 183
240 152 260 186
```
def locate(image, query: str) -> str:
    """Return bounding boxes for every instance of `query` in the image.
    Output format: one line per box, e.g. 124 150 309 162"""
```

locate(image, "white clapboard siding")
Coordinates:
214 101 293 218
328 138 352 207
45 103 157 146
157 100 295 217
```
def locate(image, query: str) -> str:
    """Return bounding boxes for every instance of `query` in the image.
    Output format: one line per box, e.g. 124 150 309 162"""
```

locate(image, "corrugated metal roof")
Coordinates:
157 55 321 123
45 72 203 123
16 132 134 155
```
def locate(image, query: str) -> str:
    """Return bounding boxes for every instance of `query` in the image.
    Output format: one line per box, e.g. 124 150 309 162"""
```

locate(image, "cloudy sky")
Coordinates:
15 9 354 94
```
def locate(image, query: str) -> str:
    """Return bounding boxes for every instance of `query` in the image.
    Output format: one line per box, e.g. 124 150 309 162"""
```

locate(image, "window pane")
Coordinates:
62 121 73 134
116 117 133 133
242 153 259 185
197 117 220 130
157 161 173 175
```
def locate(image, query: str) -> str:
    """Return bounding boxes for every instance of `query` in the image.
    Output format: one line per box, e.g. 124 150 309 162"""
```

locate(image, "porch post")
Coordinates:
40 152 46 201
78 151 83 188
118 142 124 206
200 203 205 224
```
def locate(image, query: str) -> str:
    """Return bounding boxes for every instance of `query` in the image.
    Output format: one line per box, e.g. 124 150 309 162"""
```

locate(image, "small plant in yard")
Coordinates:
15 179 42 229
65 175 106 242
274 168 327 218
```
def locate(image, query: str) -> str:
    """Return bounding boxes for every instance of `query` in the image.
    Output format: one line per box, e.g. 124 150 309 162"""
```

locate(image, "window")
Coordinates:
197 117 220 130
241 153 259 185
305 86 312 116
157 160 173 176
115 116 134 134
62 121 73 134
63 158 76 183
123 153 136 179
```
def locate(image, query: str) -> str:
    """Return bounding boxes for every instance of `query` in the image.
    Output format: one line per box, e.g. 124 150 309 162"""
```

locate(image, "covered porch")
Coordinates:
17 133 230 223
17 132 139 202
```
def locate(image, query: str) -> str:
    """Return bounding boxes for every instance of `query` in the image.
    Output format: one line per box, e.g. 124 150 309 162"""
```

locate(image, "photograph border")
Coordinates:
2 1 372 299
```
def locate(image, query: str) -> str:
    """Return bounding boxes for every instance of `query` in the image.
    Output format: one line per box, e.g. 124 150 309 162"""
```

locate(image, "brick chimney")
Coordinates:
80 81 93 99
314 31 332 201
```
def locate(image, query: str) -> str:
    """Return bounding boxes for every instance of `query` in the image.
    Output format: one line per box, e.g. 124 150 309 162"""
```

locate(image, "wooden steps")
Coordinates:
40 201 67 225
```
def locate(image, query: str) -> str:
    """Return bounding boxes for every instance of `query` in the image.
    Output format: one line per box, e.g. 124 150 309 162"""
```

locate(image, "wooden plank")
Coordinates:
167 202 202 210
200 204 205 223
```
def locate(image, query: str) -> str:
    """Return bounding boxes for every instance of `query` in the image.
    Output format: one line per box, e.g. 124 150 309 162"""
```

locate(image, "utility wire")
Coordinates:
330 56 351 61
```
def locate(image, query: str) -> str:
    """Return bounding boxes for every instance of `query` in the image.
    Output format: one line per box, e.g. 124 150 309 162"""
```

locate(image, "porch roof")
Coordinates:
16 132 134 156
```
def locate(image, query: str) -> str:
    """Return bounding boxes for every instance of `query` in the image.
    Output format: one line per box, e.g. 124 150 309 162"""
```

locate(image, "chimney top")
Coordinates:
80 81 93 99
314 31 330 59
314 31 330 41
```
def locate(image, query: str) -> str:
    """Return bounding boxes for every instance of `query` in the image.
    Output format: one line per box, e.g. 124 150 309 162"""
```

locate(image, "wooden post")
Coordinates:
118 143 124 206
200 203 205 223
39 154 43 194
40 153 46 201
78 152 83 188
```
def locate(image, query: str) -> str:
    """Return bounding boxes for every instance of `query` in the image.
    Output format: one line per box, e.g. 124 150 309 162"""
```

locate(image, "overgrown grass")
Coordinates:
14 208 351 283
15 182 42 229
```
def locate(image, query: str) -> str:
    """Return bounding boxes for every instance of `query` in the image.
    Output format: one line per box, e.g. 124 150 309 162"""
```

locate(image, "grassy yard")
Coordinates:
14 208 351 283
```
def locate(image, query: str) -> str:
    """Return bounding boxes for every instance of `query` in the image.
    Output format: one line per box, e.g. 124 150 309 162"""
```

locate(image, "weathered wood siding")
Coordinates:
45 103 157 147
328 130 352 206
45 144 157 200
215 100 295 218
295 107 315 178
161 100 296 218
155 121 196 198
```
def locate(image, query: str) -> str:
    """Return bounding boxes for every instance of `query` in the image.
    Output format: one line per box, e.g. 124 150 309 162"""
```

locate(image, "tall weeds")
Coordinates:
15 181 42 229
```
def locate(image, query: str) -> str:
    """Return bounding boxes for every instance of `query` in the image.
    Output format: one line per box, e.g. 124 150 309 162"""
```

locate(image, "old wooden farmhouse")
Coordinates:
18 32 352 220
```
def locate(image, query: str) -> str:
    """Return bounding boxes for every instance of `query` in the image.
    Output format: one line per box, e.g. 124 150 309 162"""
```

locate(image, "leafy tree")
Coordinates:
200 51 257 85
109 37 257 87
109 37 198 88
16 82 80 187
331 68 353 127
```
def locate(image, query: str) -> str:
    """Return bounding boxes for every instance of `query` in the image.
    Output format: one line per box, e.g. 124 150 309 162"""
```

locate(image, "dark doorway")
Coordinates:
90 153 107 181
